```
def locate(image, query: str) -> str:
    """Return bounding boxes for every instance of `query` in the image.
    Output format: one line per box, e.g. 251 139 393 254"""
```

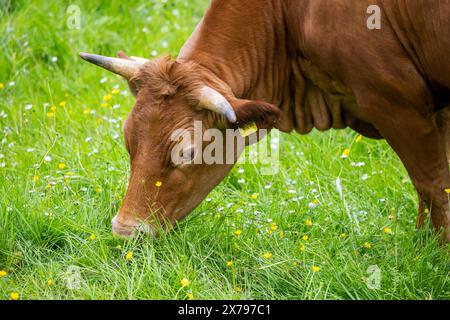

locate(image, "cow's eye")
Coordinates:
170 145 198 167
181 146 197 164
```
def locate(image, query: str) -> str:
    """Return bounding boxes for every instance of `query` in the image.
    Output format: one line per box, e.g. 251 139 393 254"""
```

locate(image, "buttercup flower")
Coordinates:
187 292 194 300
251 193 258 200
302 235 309 241
355 134 363 143
0 270 7 277
341 148 350 159
155 181 163 187
383 227 392 235
263 252 273 259
59 101 67 107
0 83 4 89
363 242 372 249
234 229 242 236
89 233 96 240
47 279 54 286
103 94 112 101
10 292 19 300
305 219 313 227
180 278 190 287
445 188 450 194
299 244 305 252
312 266 321 273
58 163 66 170
226 260 233 267
125 251 133 261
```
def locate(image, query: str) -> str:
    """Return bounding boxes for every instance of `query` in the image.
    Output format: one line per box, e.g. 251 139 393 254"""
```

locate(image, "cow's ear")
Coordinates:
231 99 281 130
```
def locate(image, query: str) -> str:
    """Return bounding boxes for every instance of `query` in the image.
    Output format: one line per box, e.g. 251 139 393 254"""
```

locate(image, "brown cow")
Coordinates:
80 0 450 241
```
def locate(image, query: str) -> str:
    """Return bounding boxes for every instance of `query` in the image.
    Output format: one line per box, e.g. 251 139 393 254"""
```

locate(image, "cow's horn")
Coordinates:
79 52 145 79
198 86 237 123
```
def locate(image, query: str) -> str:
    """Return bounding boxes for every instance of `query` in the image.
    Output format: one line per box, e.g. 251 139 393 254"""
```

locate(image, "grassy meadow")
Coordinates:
0 0 449 300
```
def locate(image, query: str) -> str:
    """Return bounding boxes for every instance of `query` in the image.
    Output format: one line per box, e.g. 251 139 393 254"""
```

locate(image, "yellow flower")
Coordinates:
445 188 450 194
47 112 55 118
103 94 112 101
383 227 392 235
226 260 233 267
234 229 242 236
10 292 19 300
32 175 40 182
340 233 347 238
263 252 273 259
83 108 91 115
235 287 242 293
180 278 190 287
302 235 309 241
305 219 313 227
89 233 96 240
125 251 133 261
270 223 278 231
0 270 7 277
58 163 66 170
267 230 273 235
312 266 321 273
424 208 430 214
47 279 54 286
187 292 194 300
363 242 372 249
112 88 121 95
299 244 305 252
50 105 57 112
251 193 258 200
101 103 109 108
0 83 4 89
155 181 163 188
311 199 319 205
279 230 284 238
95 187 102 193
341 148 350 159
355 134 363 143
59 101 67 107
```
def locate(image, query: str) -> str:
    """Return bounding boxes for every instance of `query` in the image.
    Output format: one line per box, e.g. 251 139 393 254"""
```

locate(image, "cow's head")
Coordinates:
80 52 280 238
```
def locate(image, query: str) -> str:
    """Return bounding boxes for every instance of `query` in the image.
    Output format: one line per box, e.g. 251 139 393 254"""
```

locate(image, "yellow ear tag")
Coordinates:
239 122 258 137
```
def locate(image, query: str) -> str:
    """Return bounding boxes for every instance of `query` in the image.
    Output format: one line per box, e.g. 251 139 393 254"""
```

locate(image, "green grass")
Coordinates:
0 0 449 300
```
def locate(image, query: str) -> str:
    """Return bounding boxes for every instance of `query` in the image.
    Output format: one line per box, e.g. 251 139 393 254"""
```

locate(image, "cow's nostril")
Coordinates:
111 216 138 238
111 215 158 238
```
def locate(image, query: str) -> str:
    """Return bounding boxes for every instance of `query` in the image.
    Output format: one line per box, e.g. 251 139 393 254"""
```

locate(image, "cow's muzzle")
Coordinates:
111 215 157 238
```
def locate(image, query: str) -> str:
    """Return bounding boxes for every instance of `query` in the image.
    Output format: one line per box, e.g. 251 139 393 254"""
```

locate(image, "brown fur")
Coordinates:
131 55 204 107
113 0 450 242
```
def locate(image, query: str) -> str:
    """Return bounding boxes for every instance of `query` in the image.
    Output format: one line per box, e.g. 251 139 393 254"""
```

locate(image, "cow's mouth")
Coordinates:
111 216 157 238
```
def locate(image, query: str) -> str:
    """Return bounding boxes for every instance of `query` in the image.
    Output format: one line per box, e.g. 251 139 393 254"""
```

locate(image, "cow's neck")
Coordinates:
177 0 293 131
